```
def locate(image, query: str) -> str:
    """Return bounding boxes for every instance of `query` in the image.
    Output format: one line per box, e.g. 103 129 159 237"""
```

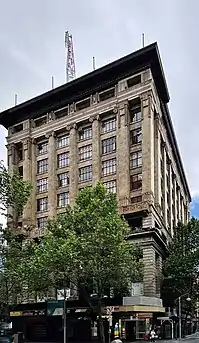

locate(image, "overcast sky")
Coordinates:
0 0 198 214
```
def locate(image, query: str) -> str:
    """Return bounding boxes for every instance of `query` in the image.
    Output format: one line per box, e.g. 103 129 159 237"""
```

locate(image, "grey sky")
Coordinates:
0 0 198 197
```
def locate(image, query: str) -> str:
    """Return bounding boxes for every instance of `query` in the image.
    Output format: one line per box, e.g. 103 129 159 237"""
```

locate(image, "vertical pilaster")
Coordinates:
47 132 56 219
6 144 17 223
162 145 167 226
156 255 163 298
178 189 181 223
141 92 155 203
90 115 100 185
154 115 161 210
173 177 177 227
117 101 130 201
168 161 173 234
31 140 37 226
143 246 156 296
68 124 78 205
23 138 32 226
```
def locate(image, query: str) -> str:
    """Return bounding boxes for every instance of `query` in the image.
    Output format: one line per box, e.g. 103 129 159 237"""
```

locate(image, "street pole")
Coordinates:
63 287 67 343
179 296 182 340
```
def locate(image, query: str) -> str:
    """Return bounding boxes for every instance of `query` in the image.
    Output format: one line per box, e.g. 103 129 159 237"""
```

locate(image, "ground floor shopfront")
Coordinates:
9 301 165 342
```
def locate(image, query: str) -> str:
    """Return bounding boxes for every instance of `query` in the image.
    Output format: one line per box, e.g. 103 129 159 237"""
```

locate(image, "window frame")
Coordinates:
130 151 142 169
57 152 70 169
79 165 92 182
79 144 92 161
37 178 48 193
104 180 116 194
101 137 116 154
57 192 69 208
58 172 70 188
101 117 116 134
102 158 116 176
79 126 92 141
37 197 48 212
131 128 142 145
130 174 142 191
37 159 48 174
37 141 48 155
57 135 70 149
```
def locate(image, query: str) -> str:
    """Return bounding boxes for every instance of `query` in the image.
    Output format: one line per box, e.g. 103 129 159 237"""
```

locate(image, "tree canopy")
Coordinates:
0 163 32 318
22 183 143 342
162 218 199 308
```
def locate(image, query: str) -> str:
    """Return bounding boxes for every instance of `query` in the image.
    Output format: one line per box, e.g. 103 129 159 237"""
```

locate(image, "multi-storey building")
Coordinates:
0 43 191 339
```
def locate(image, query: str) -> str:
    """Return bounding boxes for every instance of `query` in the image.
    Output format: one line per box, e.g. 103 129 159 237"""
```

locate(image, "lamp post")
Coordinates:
177 293 191 339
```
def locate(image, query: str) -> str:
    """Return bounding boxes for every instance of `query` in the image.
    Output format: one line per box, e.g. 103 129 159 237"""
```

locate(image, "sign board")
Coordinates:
131 282 144 296
57 288 70 300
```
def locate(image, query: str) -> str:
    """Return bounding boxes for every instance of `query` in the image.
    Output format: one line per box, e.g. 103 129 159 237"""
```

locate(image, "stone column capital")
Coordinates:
66 123 77 131
89 114 100 123
45 131 56 139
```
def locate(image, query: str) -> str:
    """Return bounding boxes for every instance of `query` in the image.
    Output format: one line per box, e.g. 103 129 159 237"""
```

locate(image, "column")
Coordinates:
162 145 167 226
154 114 161 211
141 92 155 204
117 101 130 201
168 161 173 235
68 124 78 205
177 189 181 223
156 255 163 298
90 115 100 185
143 246 156 296
6 144 17 224
31 140 37 226
23 138 32 227
47 132 56 219
173 176 177 227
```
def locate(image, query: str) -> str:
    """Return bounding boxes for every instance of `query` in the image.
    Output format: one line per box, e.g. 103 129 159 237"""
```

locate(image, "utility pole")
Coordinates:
63 287 67 343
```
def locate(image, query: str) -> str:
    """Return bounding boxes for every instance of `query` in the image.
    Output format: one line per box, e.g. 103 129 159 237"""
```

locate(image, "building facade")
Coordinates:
0 43 191 333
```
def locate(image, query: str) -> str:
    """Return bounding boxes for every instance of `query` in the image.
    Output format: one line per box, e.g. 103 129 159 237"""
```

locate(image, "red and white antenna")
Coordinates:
65 31 76 83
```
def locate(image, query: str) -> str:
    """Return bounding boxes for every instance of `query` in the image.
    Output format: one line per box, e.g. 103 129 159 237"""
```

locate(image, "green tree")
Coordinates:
162 218 199 310
23 183 142 343
0 162 32 318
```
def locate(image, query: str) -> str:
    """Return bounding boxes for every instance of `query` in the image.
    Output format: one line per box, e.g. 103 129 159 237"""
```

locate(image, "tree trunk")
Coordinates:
99 314 105 343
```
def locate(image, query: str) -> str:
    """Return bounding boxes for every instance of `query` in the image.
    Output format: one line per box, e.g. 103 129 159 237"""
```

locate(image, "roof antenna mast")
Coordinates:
14 94 18 106
65 31 76 83
142 33 145 48
92 57 96 71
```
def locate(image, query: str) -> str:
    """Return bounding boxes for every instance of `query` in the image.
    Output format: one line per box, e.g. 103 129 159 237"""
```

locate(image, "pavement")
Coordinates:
138 332 199 343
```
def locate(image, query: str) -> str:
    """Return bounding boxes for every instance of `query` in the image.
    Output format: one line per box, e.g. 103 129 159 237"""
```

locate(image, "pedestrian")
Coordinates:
149 328 156 343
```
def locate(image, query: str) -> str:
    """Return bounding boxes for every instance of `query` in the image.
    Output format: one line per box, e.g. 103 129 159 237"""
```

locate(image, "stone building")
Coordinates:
0 43 191 324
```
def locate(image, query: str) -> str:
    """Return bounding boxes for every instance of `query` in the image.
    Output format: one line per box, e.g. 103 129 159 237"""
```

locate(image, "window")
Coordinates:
79 165 92 182
58 172 70 187
37 178 48 193
79 144 92 161
101 117 116 134
37 217 47 232
130 174 142 191
57 135 69 148
102 137 116 154
55 106 68 119
37 198 48 212
129 100 142 123
104 180 116 193
57 152 69 168
79 126 92 141
37 159 48 174
131 128 142 145
76 98 90 111
13 123 23 133
37 141 48 155
102 158 116 176
35 116 47 127
130 151 142 169
57 192 69 208
127 75 141 88
99 88 115 102
131 196 142 204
